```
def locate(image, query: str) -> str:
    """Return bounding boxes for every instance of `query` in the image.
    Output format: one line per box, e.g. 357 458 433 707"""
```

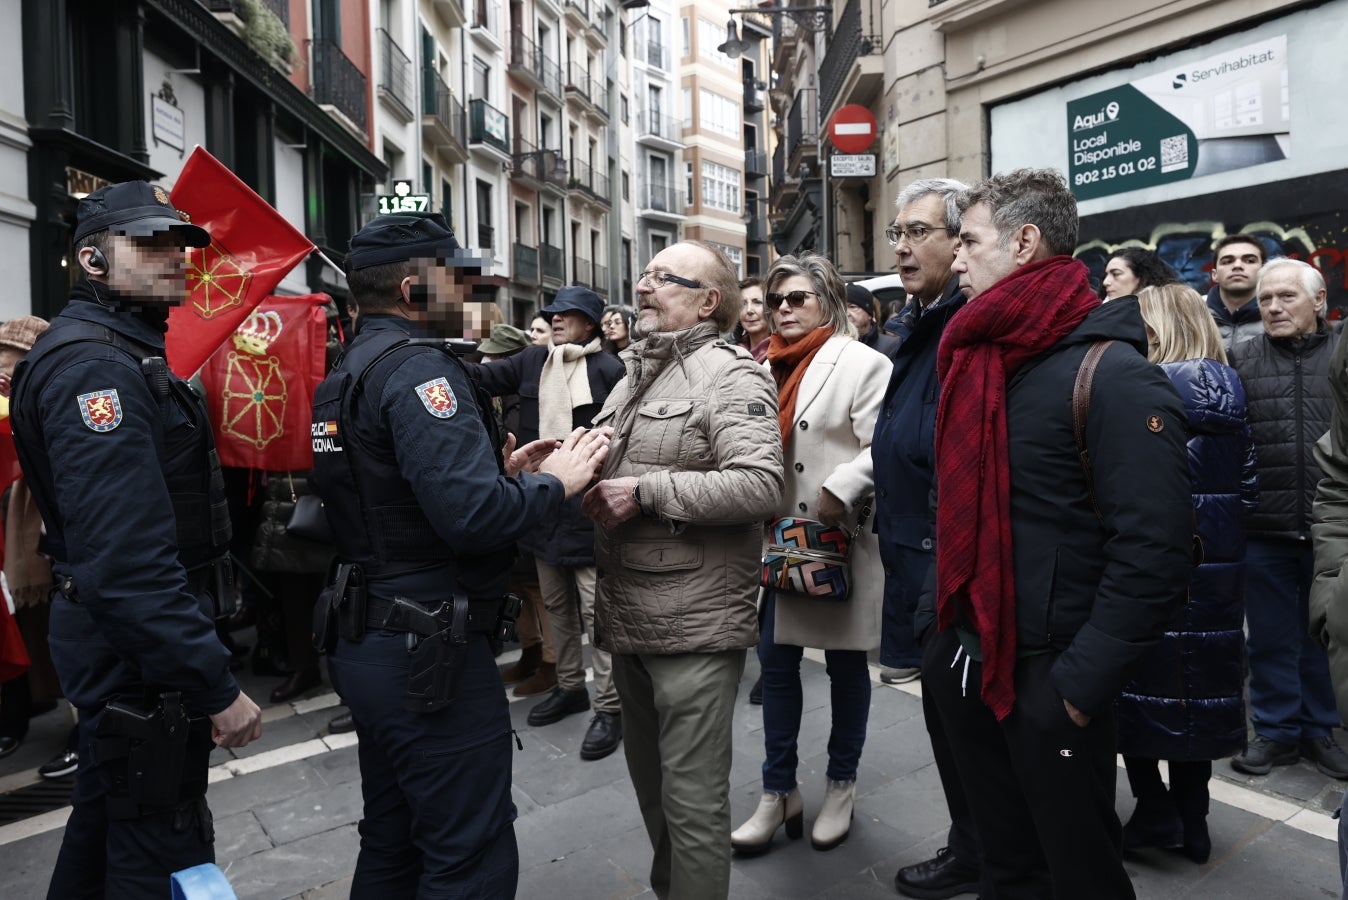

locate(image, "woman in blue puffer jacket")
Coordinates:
1116 283 1259 864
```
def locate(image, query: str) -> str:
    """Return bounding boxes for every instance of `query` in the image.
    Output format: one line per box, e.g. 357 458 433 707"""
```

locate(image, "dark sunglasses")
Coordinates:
765 290 820 310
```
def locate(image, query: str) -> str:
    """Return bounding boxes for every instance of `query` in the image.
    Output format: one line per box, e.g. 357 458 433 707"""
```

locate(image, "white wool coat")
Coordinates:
769 334 889 650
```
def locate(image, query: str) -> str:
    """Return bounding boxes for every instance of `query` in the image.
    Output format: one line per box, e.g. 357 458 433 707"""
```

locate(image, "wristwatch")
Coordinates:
632 482 641 508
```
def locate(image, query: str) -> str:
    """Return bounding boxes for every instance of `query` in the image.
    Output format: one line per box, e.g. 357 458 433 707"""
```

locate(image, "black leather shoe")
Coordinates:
270 667 322 704
1230 735 1299 775
39 750 79 779
328 712 356 734
748 675 763 705
894 846 979 900
580 712 622 761
527 687 590 727
0 736 18 759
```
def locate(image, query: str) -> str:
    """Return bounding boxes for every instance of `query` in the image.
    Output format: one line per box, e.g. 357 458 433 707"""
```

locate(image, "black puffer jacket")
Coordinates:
471 344 626 565
1229 324 1337 540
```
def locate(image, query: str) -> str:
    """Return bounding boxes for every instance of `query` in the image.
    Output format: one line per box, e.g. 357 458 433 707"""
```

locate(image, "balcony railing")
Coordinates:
423 67 467 147
477 223 495 252
377 28 413 116
468 98 510 154
637 110 680 143
820 0 869 116
572 256 592 286
566 64 609 115
513 242 540 285
311 39 368 133
641 181 682 213
744 79 765 113
512 137 568 188
592 262 608 294
565 0 590 18
745 149 769 177
568 160 610 203
786 88 818 161
541 243 564 280
644 41 667 69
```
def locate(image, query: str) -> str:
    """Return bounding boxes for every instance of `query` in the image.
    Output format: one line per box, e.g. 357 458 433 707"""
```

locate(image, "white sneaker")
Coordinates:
880 666 921 684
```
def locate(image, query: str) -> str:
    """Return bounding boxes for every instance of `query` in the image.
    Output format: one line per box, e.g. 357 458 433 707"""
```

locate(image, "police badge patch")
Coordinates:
415 378 458 418
77 389 123 432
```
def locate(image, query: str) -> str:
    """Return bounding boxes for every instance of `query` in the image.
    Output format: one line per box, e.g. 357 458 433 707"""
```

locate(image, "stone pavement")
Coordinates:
0 643 1343 899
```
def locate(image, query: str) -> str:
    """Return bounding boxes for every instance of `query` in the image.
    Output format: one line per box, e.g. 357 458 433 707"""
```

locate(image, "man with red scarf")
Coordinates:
920 168 1192 898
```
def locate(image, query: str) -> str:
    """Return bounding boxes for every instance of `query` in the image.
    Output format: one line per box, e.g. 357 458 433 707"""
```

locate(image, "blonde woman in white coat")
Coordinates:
731 253 890 856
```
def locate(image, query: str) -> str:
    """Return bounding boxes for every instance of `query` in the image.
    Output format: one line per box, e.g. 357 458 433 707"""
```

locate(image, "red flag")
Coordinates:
167 147 315 377
199 294 329 470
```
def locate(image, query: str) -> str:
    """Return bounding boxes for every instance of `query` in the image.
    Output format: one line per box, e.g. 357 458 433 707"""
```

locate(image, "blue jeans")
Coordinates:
758 590 872 793
879 540 928 669
1245 539 1338 743
328 630 518 899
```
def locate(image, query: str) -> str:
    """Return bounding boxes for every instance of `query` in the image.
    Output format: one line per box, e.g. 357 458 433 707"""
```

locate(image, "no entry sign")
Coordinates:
829 105 878 154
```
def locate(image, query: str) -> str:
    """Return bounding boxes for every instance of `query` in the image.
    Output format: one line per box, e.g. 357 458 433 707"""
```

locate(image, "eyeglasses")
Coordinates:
637 270 703 289
765 290 820 310
885 223 955 246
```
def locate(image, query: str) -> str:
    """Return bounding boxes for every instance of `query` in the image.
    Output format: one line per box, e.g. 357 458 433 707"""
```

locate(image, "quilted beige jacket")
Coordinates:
592 321 784 655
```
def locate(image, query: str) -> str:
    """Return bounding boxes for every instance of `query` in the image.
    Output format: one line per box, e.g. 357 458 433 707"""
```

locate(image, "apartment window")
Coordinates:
685 161 693 207
476 179 494 251
620 23 627 57
441 177 453 219
701 161 741 214
621 95 629 124
698 88 739 139
697 18 736 70
710 242 744 277
622 172 630 201
651 232 670 257
681 17 689 58
681 88 691 128
473 58 490 101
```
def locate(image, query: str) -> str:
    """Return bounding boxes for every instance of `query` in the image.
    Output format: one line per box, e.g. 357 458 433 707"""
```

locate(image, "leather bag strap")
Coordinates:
1072 340 1115 523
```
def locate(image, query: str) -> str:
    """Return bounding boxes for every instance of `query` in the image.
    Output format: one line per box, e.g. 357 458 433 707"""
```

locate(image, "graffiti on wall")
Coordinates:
1075 171 1348 312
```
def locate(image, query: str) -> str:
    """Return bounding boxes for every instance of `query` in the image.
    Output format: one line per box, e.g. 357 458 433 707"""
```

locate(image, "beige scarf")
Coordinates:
538 337 602 439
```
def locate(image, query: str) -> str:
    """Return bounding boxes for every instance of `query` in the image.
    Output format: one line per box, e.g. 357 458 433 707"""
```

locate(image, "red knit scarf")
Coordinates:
934 255 1100 720
768 327 834 447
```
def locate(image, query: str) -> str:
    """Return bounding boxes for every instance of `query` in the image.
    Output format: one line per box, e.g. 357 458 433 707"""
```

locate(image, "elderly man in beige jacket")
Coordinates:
582 240 785 900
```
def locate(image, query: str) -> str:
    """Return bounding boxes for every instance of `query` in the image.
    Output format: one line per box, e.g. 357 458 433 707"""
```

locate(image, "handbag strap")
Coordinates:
848 499 872 545
1072 340 1114 524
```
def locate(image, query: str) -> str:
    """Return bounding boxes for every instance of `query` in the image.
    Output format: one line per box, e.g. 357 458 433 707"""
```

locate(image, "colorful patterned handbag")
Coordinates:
761 501 872 601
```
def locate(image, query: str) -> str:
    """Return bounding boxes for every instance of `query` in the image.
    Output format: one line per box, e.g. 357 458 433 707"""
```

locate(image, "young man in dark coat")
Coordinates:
919 168 1193 899
472 286 627 759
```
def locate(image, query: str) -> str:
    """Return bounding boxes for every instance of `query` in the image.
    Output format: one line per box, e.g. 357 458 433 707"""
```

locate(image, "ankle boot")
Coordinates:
811 779 855 851
500 644 543 684
513 662 558 697
1122 790 1183 850
730 789 803 855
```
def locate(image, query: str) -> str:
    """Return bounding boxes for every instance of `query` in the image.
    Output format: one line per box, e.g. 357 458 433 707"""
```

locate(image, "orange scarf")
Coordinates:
767 327 834 447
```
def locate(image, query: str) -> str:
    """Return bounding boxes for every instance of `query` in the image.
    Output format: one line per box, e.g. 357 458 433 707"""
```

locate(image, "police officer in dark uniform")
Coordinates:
311 212 608 897
10 181 264 898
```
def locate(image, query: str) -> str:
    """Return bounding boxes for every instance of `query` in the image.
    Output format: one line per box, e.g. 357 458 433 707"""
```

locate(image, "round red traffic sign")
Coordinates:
829 105 878 154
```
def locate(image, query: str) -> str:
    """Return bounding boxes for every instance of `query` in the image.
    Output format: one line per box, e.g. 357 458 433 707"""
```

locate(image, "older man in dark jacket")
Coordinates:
1229 258 1348 780
921 169 1192 899
473 286 627 759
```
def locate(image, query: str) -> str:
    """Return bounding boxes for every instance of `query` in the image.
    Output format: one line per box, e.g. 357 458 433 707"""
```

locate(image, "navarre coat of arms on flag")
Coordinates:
415 378 457 418
77 389 123 432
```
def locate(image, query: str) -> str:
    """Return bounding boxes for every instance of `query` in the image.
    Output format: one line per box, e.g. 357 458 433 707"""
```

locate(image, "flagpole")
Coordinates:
315 249 345 280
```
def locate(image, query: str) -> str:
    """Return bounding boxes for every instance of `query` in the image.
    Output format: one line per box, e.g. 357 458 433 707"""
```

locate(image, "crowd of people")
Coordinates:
4 167 1348 900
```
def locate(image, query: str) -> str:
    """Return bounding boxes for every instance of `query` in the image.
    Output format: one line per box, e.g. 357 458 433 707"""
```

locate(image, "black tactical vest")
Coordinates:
11 319 231 568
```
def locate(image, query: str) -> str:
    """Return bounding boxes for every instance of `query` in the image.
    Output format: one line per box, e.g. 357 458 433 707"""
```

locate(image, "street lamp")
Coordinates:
721 4 833 57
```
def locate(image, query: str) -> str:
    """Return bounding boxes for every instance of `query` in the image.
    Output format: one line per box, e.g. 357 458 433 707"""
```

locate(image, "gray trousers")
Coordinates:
535 562 618 712
611 649 746 900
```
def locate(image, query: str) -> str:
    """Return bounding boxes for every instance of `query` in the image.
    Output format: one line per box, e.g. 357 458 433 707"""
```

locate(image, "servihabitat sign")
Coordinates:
1067 35 1287 201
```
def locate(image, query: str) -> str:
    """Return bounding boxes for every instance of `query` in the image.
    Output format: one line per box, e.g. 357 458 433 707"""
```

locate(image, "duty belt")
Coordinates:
365 595 519 641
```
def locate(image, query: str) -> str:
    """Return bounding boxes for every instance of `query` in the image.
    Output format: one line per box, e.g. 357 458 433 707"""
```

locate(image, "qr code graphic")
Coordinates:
1160 134 1189 173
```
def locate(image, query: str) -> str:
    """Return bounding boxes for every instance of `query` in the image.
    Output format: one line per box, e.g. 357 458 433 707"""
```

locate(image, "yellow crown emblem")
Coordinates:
232 310 283 355
153 186 170 205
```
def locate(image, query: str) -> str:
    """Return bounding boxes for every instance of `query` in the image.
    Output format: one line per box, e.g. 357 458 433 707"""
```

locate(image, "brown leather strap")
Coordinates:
1072 340 1115 523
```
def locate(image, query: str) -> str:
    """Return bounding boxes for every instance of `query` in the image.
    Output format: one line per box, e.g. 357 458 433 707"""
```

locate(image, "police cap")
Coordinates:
346 211 482 271
73 181 211 248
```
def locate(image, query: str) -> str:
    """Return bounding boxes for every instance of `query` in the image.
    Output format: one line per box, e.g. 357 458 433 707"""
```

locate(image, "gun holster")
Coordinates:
314 563 366 653
383 596 470 714
96 692 190 815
